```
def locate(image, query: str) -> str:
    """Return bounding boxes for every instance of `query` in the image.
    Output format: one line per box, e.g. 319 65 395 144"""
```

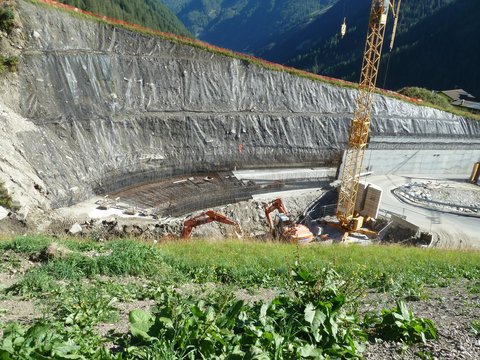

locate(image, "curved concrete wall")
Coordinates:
1 1 479 208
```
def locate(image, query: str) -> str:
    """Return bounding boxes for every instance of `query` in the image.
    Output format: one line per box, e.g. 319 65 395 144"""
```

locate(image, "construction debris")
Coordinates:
68 223 83 235
394 180 480 216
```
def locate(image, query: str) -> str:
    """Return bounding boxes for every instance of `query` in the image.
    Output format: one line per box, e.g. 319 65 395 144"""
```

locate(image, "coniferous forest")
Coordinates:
58 0 192 37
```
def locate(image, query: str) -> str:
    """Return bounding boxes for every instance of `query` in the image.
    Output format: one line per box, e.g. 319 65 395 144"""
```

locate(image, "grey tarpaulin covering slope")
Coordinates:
0 0 479 209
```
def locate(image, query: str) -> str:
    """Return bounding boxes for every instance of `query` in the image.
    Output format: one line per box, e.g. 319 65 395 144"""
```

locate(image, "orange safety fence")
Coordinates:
34 0 421 105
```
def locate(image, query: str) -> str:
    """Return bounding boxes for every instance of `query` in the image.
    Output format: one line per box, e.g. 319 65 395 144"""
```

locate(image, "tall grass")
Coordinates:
3 236 479 296
158 240 480 288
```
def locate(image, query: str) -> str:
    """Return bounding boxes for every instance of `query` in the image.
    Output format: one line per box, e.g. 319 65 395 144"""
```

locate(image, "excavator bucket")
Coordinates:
181 210 240 240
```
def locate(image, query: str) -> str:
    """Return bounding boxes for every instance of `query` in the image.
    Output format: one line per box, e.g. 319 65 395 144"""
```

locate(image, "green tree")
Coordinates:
58 0 192 37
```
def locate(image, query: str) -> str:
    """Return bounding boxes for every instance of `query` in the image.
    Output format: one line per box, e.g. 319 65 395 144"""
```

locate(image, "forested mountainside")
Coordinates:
161 0 337 54
268 0 479 96
57 0 192 37
163 0 479 97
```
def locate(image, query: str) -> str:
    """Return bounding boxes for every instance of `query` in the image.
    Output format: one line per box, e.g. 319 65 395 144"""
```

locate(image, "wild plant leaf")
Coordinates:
24 323 51 344
299 344 324 358
218 300 243 328
191 305 206 320
313 310 327 333
0 349 14 359
51 340 82 358
259 303 268 326
129 310 154 332
331 294 346 312
158 317 174 329
304 303 316 324
330 316 339 340
129 310 155 341
398 300 411 321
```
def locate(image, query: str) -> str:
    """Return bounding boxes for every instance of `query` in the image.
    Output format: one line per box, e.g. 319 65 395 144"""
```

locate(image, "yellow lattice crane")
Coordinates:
336 0 401 232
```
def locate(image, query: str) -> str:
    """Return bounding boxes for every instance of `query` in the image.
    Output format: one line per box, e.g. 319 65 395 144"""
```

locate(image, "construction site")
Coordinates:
0 0 479 247
1 1 480 358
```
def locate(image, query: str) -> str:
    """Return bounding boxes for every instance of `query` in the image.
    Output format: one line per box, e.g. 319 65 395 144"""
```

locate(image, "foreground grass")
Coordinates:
1 236 479 296
0 236 478 358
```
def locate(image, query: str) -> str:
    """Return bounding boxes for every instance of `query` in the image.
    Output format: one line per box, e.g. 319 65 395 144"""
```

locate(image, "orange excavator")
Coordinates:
264 198 314 244
181 210 241 239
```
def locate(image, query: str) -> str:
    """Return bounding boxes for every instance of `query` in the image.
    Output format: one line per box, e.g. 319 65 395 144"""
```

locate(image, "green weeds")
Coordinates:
471 320 480 337
1 237 478 358
0 182 14 209
118 264 367 359
468 281 480 294
0 55 18 74
365 300 437 345
0 6 14 33
159 241 480 291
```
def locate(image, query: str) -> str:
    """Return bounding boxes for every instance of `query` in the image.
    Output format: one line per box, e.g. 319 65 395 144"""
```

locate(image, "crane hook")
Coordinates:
340 17 347 38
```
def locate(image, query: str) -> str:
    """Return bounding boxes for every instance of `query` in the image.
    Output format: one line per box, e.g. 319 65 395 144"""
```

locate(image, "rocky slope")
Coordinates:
0 0 478 221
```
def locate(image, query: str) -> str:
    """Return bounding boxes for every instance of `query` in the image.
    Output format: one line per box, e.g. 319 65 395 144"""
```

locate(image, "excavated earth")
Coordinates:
0 0 479 240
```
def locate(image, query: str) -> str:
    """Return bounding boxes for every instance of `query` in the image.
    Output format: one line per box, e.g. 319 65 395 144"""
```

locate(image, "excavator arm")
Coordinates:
264 198 289 229
263 198 314 243
181 210 239 239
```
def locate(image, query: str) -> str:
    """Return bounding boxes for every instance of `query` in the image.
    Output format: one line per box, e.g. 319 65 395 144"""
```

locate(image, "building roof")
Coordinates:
452 99 480 111
442 89 476 101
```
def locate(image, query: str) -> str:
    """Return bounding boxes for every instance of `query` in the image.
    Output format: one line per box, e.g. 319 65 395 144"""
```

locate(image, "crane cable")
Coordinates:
382 51 392 89
382 0 401 88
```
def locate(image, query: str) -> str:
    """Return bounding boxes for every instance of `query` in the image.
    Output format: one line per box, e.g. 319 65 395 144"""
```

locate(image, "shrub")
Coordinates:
471 320 480 337
399 87 451 109
0 182 14 209
0 55 18 73
366 300 437 345
3 55 18 71
0 7 15 33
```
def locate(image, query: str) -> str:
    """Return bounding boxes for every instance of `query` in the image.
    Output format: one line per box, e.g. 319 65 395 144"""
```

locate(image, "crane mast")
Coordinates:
336 0 396 230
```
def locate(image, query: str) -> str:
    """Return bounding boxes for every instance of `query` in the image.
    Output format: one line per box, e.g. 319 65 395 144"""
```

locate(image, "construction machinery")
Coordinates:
264 198 314 244
181 210 241 239
336 0 400 234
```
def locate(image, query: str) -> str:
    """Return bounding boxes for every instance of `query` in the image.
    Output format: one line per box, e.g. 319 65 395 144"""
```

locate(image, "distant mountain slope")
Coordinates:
261 0 480 96
58 0 192 37
163 0 478 97
379 0 480 96
161 0 337 54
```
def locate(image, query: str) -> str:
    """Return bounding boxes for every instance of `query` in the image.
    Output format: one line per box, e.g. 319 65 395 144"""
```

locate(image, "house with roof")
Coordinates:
442 89 480 113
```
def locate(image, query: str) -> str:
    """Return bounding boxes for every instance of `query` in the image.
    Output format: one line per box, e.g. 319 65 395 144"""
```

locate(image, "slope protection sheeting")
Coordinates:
1 0 479 210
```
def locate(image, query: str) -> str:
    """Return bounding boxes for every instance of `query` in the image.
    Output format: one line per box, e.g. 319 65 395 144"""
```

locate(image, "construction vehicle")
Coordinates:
181 210 241 239
336 0 401 235
264 198 314 244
